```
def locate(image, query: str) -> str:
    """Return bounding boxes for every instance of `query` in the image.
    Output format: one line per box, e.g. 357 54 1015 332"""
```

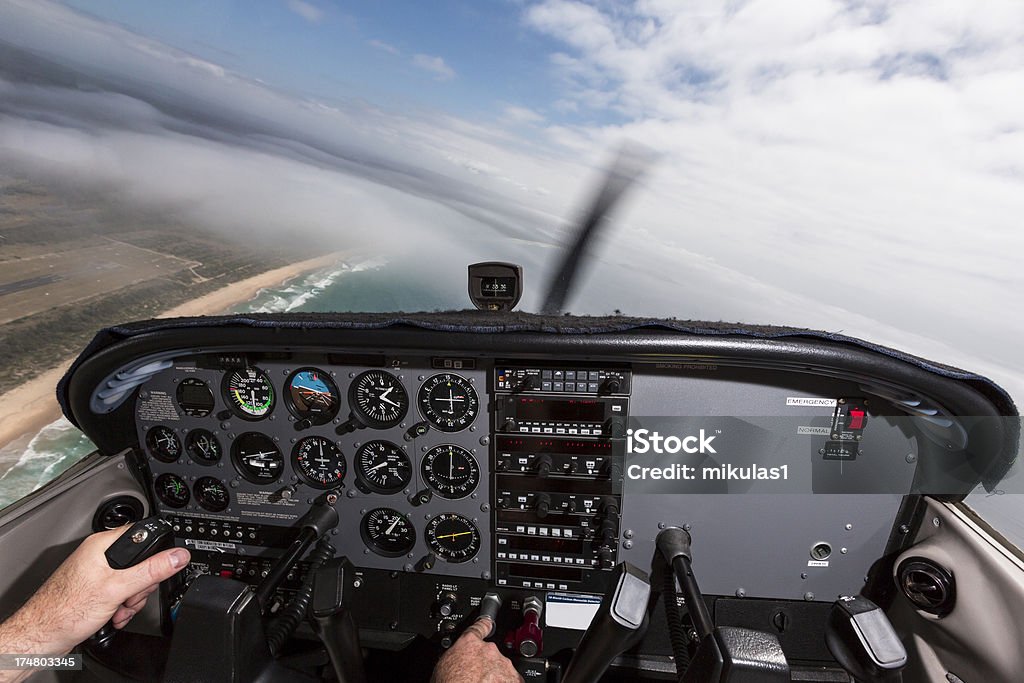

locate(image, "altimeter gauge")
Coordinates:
349 370 409 428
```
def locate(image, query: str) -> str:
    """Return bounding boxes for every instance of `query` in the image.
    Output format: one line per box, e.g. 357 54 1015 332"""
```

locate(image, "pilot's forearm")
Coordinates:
0 597 75 683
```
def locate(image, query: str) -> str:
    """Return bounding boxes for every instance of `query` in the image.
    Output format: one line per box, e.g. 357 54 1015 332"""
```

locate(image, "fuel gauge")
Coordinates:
194 477 230 512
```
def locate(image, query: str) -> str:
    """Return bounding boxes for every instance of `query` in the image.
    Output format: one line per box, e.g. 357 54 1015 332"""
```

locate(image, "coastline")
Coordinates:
0 251 348 456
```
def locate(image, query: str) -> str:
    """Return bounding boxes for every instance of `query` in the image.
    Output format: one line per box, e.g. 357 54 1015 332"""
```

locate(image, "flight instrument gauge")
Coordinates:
292 436 346 489
417 373 478 432
155 473 190 508
231 432 283 484
355 440 411 494
360 507 416 558
185 429 222 465
194 477 230 512
285 368 340 425
421 444 479 499
425 513 480 563
176 377 215 417
223 367 275 420
146 426 181 463
349 370 408 428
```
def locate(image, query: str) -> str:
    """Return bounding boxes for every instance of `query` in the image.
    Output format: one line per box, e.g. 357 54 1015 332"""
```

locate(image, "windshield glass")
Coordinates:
0 1 1021 508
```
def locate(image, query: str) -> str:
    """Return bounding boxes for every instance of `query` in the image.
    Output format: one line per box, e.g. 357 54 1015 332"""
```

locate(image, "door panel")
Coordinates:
889 497 1024 683
0 450 150 623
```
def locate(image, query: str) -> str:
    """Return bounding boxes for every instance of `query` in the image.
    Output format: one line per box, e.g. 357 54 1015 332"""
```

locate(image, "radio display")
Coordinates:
515 397 605 422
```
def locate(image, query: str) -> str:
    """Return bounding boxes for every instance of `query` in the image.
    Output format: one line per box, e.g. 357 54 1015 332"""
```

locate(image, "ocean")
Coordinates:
0 256 461 509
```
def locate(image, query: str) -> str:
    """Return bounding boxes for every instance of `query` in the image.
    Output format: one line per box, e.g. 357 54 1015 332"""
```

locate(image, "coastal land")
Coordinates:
0 175 348 454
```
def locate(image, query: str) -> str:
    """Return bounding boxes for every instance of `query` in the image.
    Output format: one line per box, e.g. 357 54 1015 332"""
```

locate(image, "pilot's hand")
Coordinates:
0 526 189 656
431 617 522 683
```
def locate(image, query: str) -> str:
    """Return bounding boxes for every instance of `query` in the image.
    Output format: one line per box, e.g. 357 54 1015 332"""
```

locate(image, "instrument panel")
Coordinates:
137 355 491 579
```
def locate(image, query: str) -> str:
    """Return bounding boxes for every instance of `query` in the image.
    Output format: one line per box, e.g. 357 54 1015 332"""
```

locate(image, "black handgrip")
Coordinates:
105 517 175 569
826 595 907 682
562 562 650 683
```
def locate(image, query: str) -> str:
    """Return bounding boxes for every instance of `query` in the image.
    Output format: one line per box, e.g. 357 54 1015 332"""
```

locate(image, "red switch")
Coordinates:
219 570 234 578
846 408 866 431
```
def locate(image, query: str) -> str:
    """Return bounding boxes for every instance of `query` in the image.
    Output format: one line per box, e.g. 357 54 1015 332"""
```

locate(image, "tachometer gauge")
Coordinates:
355 440 411 494
155 473 190 508
349 370 408 428
292 436 346 489
231 432 283 484
360 507 416 558
421 444 479 499
224 367 275 420
194 476 230 512
285 368 340 425
425 513 480 563
176 377 215 417
417 373 478 432
146 426 181 463
185 429 222 465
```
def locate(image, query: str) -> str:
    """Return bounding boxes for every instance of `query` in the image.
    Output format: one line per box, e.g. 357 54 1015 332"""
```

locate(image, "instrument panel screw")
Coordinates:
623 540 633 550
932 517 941 527
683 524 692 531
623 529 633 539
353 578 363 588
481 571 491 580
803 592 815 601
735 588 745 598
480 504 490 512
346 489 356 498
479 436 490 446
801 573 808 579
906 453 917 463
657 522 666 530
899 525 910 534
840 548 848 554
404 563 413 572
389 622 399 630
845 524 853 530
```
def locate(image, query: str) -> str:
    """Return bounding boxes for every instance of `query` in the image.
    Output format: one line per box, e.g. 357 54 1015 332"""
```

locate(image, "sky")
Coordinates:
0 0 1022 404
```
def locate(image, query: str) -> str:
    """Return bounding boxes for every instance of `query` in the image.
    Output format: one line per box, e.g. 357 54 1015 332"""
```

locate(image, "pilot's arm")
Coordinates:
0 527 189 683
431 616 523 683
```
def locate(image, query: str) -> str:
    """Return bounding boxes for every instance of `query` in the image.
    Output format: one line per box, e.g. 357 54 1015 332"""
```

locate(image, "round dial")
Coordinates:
360 507 416 558
224 367 275 420
185 429 222 465
194 476 230 512
176 377 215 417
231 432 284 484
155 473 190 508
285 368 340 425
421 444 479 499
355 440 411 494
425 513 480 563
146 426 181 463
417 373 479 432
349 370 408 428
292 436 346 489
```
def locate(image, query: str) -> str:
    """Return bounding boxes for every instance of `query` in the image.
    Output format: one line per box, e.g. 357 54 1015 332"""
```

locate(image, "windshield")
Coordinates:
0 1 1021 509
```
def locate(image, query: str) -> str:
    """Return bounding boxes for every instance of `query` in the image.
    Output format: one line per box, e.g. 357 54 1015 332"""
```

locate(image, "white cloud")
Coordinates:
286 0 323 24
501 104 545 125
368 39 400 56
412 53 456 81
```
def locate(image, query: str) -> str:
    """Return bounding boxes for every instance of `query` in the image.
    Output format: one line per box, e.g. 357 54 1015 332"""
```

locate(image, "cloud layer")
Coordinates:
0 0 1021 402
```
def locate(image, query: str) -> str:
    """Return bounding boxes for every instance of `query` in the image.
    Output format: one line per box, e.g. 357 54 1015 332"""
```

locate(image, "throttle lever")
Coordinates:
90 516 176 647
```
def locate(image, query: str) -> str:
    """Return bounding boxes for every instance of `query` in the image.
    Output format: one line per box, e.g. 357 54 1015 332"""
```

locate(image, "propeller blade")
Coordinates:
540 143 656 315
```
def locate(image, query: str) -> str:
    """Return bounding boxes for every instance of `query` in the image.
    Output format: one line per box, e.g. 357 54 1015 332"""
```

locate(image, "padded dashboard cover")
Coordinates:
57 310 1018 418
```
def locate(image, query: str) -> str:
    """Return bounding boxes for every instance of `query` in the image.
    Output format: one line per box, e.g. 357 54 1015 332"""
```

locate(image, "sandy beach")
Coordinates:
0 251 348 454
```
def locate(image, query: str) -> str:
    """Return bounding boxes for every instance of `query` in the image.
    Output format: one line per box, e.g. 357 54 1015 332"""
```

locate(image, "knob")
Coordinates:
568 461 579 474
497 496 512 510
597 547 614 569
534 454 553 478
567 499 578 513
437 592 458 618
600 497 620 517
600 378 621 394
415 553 436 572
599 519 616 545
505 596 544 658
535 494 551 518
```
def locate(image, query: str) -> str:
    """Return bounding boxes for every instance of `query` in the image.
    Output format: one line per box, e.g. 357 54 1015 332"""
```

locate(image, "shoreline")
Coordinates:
0 251 348 456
